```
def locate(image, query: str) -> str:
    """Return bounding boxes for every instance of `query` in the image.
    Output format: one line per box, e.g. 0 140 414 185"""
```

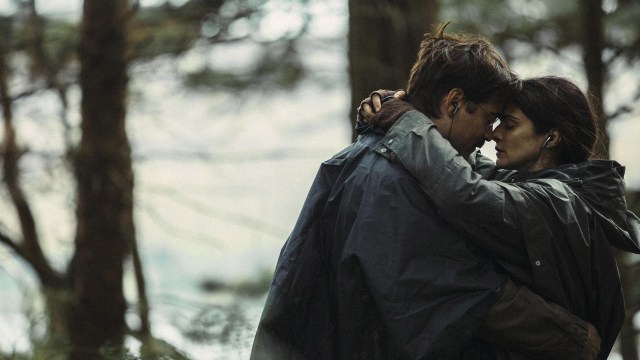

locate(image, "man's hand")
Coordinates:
581 323 600 360
357 89 406 123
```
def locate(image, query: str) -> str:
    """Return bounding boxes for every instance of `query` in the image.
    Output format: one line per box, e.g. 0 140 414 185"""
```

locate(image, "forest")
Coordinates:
0 0 638 358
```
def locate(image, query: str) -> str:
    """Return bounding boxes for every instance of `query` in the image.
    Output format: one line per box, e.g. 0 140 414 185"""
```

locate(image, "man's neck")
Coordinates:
430 117 450 138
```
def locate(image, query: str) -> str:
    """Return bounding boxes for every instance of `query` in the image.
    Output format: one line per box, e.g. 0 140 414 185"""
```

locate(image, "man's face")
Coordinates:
449 101 501 158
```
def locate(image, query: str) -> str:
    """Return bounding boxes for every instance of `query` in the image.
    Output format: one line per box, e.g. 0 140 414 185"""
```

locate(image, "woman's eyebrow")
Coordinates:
501 114 519 122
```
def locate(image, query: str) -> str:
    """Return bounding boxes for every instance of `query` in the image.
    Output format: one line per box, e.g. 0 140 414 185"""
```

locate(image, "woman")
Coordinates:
362 76 640 359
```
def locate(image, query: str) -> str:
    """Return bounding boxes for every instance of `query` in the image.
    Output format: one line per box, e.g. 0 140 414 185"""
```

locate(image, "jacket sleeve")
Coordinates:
377 110 531 269
483 280 589 360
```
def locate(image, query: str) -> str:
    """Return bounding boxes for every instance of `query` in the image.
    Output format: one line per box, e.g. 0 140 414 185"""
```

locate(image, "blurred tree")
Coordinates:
0 0 329 357
348 0 437 141
579 2 639 357
68 0 131 357
1 0 136 357
0 1 72 356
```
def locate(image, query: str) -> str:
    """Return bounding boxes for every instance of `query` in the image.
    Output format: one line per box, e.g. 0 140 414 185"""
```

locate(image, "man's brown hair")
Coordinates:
406 22 518 117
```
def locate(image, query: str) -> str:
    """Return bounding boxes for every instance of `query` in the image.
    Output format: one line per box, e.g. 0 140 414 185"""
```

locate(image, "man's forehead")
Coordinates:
482 101 503 114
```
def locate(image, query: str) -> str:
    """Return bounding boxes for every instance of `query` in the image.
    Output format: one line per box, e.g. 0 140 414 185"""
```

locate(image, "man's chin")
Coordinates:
460 150 473 159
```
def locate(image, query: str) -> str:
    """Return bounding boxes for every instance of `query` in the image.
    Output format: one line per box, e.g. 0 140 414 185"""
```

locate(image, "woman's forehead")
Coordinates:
502 104 528 121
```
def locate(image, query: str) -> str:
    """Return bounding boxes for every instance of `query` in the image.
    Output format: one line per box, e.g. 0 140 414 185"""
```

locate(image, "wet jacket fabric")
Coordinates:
251 132 508 359
377 110 640 359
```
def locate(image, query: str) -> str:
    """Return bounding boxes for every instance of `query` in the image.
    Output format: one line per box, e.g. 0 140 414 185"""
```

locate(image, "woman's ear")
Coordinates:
544 128 561 149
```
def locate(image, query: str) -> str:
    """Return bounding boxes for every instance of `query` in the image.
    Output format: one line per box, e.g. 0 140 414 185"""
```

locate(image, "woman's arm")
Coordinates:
482 280 599 360
375 108 534 268
377 110 509 222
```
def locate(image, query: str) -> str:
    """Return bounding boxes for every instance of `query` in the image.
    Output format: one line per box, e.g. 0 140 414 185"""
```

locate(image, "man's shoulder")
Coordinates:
333 134 419 181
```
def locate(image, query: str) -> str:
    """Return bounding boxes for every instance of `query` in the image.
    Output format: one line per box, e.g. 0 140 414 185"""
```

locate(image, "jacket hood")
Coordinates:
526 160 640 254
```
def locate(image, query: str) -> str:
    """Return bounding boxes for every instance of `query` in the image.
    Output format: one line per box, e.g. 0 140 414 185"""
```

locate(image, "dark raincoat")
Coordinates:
250 132 508 359
377 110 640 359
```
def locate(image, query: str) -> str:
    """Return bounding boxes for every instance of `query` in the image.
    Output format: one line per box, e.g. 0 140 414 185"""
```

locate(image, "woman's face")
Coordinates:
492 104 550 171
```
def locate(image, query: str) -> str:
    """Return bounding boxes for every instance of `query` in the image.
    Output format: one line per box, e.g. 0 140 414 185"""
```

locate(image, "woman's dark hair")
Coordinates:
406 22 519 118
512 76 598 164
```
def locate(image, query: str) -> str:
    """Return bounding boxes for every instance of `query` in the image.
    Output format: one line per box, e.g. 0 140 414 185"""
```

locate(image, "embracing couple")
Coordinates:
250 23 640 359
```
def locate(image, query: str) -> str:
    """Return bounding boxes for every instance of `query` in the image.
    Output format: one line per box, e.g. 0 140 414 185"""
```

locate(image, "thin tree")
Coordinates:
581 0 640 358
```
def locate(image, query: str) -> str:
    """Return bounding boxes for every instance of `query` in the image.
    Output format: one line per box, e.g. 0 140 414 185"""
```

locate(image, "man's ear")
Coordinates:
444 88 464 117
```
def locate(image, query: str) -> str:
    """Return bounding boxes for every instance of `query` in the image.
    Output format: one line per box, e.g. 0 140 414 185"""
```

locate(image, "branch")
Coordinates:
12 87 42 101
131 236 150 335
23 0 75 150
607 88 640 120
0 49 61 288
604 37 640 67
0 225 25 258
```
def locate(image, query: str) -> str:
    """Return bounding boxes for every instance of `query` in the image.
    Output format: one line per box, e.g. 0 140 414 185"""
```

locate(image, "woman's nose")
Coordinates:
491 129 502 141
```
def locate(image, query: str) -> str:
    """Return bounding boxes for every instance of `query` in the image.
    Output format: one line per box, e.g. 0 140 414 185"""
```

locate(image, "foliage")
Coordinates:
130 0 309 90
0 0 312 356
183 46 303 89
439 0 640 120
20 18 77 79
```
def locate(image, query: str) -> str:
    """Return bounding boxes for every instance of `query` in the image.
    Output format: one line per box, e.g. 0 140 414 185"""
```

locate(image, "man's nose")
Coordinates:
483 126 493 141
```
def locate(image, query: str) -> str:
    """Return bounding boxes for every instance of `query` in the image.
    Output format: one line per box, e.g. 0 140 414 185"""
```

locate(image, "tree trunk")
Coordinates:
348 0 438 141
580 0 638 358
69 0 133 357
580 0 608 158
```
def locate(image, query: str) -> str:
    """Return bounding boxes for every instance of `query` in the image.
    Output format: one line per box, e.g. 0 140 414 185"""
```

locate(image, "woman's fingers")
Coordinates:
360 102 375 121
394 90 406 100
372 93 382 112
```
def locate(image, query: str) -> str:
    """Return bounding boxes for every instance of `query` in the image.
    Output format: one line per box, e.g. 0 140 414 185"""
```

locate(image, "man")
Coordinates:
251 24 598 359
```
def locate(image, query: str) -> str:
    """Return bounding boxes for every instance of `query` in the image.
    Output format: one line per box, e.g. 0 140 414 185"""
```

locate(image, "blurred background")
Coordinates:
0 0 638 359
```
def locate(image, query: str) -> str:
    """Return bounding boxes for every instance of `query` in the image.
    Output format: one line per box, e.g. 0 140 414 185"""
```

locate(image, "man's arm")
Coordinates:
485 280 599 360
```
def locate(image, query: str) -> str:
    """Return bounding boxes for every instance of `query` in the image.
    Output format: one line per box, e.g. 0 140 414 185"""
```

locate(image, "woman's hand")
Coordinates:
357 89 406 124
